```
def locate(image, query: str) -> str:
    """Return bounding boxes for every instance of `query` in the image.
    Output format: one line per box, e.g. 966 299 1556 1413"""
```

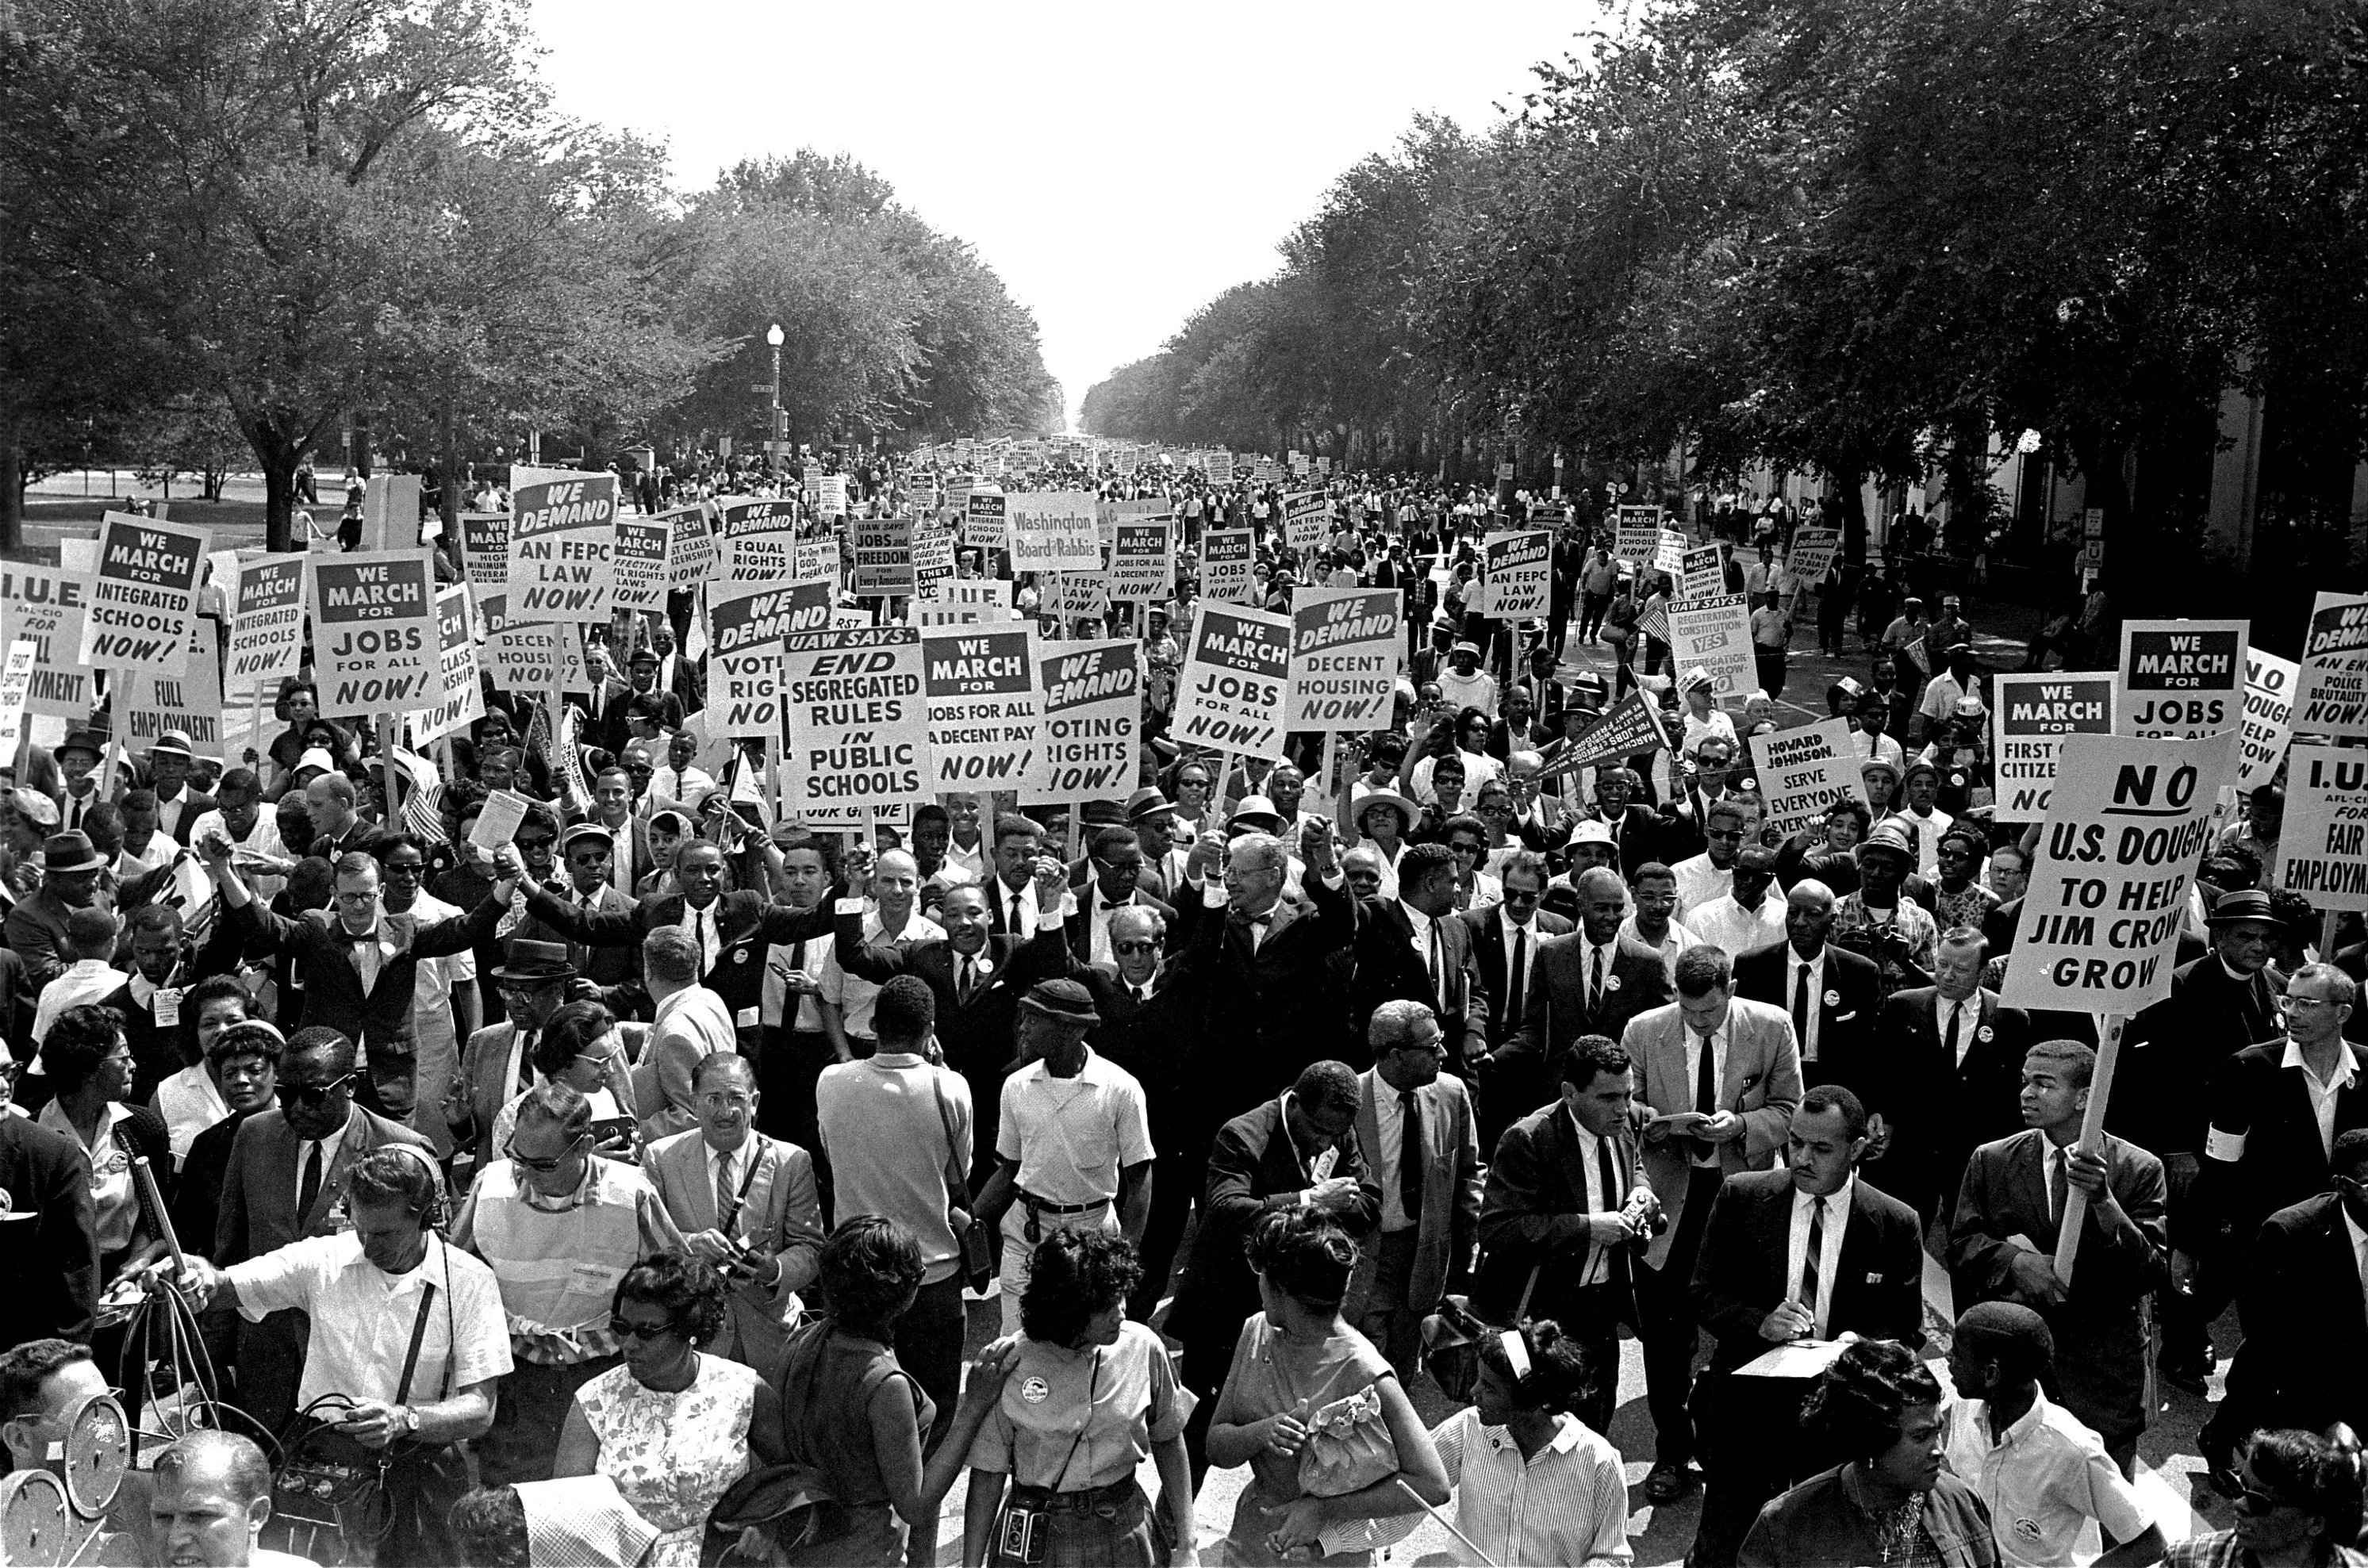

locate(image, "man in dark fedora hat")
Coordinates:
1123 785 1188 903
53 729 104 834
444 937 578 1179
3 829 165 993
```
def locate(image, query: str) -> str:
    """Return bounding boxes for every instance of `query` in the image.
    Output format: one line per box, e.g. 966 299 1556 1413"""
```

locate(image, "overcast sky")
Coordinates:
527 1 1595 429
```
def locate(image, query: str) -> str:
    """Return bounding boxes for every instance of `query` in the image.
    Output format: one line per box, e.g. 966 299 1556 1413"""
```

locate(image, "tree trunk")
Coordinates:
0 438 21 554
262 456 298 552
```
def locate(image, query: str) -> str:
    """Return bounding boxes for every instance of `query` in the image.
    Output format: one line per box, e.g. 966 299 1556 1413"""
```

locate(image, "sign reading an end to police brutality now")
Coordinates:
307 550 439 715
1023 639 1139 804
2294 592 2368 742
1990 673 2115 824
921 623 1049 793
2001 728 2236 1013
2280 742 2368 911
709 577 831 738
81 512 207 674
1481 531 1552 618
507 468 616 623
1289 588 1400 730
781 626 932 812
1172 602 1292 756
2116 619 2246 738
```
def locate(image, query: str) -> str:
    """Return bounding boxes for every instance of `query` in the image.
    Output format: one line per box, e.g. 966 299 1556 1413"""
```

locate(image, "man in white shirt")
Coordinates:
1438 641 1499 716
1618 864 1696 980
820 849 943 1050
1684 845 1786 960
1669 799 1748 922
941 791 988 883
646 728 716 814
188 769 291 904
31 906 125 1046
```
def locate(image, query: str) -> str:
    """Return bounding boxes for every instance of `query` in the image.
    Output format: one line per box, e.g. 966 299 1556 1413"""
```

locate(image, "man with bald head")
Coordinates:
1733 878 1883 1098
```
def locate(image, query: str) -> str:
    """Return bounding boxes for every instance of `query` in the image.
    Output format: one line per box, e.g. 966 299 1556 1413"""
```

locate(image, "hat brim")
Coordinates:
43 853 106 875
490 964 578 983
2205 911 2285 930
1230 813 1286 834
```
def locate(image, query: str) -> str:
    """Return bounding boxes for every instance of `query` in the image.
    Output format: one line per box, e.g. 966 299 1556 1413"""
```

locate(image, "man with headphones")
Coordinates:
164 1144 512 1566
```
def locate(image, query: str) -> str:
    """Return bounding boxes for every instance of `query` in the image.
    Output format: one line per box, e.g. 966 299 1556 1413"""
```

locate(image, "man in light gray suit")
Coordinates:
644 1053 823 1379
1620 943 1802 1504
1343 999 1483 1373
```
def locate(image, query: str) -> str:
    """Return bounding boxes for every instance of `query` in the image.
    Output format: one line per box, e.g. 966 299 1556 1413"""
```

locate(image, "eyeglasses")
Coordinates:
2279 995 2334 1010
571 1055 611 1086
1448 842 1483 857
382 861 425 878
504 1134 587 1173
607 1317 676 1342
1113 939 1158 955
1501 888 1542 905
275 1072 355 1108
2235 1482 2297 1518
514 836 556 851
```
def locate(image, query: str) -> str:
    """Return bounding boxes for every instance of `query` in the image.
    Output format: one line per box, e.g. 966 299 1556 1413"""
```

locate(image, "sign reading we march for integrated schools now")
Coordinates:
2281 742 2368 911
1172 602 1292 755
1990 673 2115 824
80 512 206 673
307 550 439 715
506 468 616 623
922 624 1050 792
2116 619 2246 738
225 554 308 688
1023 639 1139 803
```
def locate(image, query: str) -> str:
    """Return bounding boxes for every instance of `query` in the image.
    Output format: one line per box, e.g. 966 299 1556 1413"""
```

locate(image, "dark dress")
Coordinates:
771 1317 933 1566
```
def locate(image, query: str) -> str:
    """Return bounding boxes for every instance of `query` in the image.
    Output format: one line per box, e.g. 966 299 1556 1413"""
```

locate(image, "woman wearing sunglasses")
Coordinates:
2167 1429 2368 1568
485 999 637 1160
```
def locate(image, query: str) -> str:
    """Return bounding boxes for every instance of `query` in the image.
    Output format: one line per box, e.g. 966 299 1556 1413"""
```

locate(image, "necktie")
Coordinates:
1008 889 1023 933
1508 928 1529 1030
715 1149 735 1231
1801 1195 1827 1331
2048 1145 2068 1225
787 939 808 1022
1133 984 1149 1004
958 955 976 1003
1691 1029 1718 1160
298 1142 324 1222
1429 922 1446 1009
1594 1134 1621 1283
1794 963 1813 1059
1588 943 1605 1014
1399 1091 1425 1220
516 1029 536 1092
1944 1002 1961 1068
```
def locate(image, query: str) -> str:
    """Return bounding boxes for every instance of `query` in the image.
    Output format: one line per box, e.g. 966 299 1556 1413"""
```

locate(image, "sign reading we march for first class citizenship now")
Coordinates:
1990 673 2115 824
506 468 616 623
80 512 206 673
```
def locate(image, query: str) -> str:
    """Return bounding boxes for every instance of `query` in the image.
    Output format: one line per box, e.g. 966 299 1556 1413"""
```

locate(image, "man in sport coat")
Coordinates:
1879 925 2032 1220
1460 849 1573 1056
0 1107 98 1350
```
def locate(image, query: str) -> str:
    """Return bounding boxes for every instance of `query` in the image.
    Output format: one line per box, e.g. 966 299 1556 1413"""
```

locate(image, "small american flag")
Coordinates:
392 749 447 845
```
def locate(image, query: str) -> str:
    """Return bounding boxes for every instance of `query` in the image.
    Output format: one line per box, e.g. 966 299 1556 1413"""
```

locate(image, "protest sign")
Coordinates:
0 564 90 719
1206 451 1234 485
2238 648 2301 792
1203 528 1257 604
661 504 718 588
851 514 915 596
1787 527 1840 584
2280 742 2368 910
460 512 509 591
1480 531 1551 618
610 515 670 614
1023 639 1139 804
405 586 485 745
912 519 957 596
795 535 838 583
1284 492 1331 554
1999 728 2236 1013
485 621 560 697
1008 493 1101 572
818 475 850 518
1990 673 2115 824
1172 602 1292 756
2294 592 2368 742
1614 507 1663 565
1664 593 1757 700
1288 588 1400 730
80 512 207 673
2116 619 2247 738
1108 519 1174 602
1054 570 1107 625
472 790 531 851
718 498 799 581
965 489 1008 552
1654 530 1688 576
307 550 439 716
224 553 307 689
506 468 616 623
1749 719 1870 838
0 640 35 761
1679 544 1725 599
912 578 1013 628
779 626 932 813
708 577 831 738
1538 690 1674 781
921 623 1050 793
121 623 225 752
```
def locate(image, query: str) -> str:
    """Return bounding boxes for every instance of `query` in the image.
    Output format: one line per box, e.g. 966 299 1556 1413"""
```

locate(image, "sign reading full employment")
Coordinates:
1990 673 2115 824
1749 719 1870 838
2282 742 2368 911
1480 531 1551 617
121 624 225 751
306 549 439 714
2294 592 2368 742
2116 619 2246 738
1008 493 1101 572
2238 648 2301 792
1023 639 1139 804
921 623 1050 793
780 626 932 812
225 553 308 690
81 513 207 673
718 498 798 581
507 469 617 623
1288 588 1400 730
1172 602 1292 755
1203 528 1257 604
0 564 90 719
405 586 484 745
1664 593 1757 699
609 515 670 613
2000 729 2236 1013
708 577 831 738
1108 519 1173 601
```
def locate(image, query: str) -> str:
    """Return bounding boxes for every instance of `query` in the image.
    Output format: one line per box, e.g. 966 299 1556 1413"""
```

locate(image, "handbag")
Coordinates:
931 1072 994 1293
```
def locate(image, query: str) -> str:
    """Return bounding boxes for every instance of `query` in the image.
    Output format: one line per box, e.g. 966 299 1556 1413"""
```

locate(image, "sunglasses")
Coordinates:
1502 888 1542 905
382 861 425 878
515 836 556 851
276 1072 355 1108
2235 1483 2297 1517
607 1317 677 1342
505 1133 588 1173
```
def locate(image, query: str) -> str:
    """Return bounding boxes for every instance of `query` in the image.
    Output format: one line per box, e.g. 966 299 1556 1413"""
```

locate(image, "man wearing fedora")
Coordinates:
1121 786 1190 905
145 729 217 846
446 937 579 1180
6 827 170 993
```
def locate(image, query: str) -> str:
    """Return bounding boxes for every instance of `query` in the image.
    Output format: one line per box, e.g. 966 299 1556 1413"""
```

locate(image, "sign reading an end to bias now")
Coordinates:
507 467 617 623
2001 728 2236 1013
82 512 207 674
307 549 439 715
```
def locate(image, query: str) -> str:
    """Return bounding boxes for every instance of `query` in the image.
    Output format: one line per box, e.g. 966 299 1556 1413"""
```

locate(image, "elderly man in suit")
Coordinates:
1061 824 1178 965
635 925 737 1144
1476 1033 1653 1436
644 1053 822 1379
1623 942 1803 1505
213 1026 431 1434
1949 1038 2168 1470
443 938 578 1181
1731 879 1881 1095
1489 865 1675 1155
1166 1059 1378 1486
1343 1000 1482 1374
1881 924 2032 1222
1687 1083 1925 1568
1344 841 1491 1072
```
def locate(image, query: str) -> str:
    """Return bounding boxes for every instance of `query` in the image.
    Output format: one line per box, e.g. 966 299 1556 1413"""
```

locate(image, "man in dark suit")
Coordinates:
1460 849 1573 1059
1165 1060 1378 1485
1476 1033 1651 1436
0 1091 98 1349
1488 865 1672 1152
1878 924 2032 1221
145 729 219 847
443 939 578 1179
1589 767 1666 882
299 772 382 860
1061 825 1177 965
1731 879 1881 1094
1687 1083 1925 1568
2205 1129 2368 1481
596 647 685 755
1343 841 1489 1072
213 1027 431 1433
6 830 156 992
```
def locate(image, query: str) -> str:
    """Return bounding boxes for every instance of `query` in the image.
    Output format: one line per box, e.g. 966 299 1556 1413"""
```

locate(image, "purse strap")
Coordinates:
927 1071 969 1210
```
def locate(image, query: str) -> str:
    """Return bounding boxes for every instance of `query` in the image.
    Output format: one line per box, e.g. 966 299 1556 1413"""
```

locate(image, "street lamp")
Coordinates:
766 323 784 469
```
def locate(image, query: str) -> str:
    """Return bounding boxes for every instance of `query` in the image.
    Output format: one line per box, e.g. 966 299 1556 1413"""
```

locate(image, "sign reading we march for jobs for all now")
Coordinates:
2116 619 2246 738
307 550 440 715
1172 603 1292 756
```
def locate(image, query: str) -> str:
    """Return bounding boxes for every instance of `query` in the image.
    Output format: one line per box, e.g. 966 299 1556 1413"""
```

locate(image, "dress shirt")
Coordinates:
1786 1174 1853 1337
1682 1023 1730 1170
710 1130 757 1229
1498 908 1541 1011
295 1133 336 1217
677 899 725 974
1372 1072 1412 1233
2289 1037 2366 1159
1576 934 1621 1011
1399 899 1443 1000
989 876 1040 934
1687 894 1787 961
1789 945 1829 1062
226 1233 512 1411
1429 1408 1632 1568
1851 728 1906 772
31 958 129 1046
1618 914 1694 981
1569 1104 1627 1286
1940 1390 2152 1568
824 907 946 1042
1276 1091 1340 1185
1669 853 1733 924
944 838 988 883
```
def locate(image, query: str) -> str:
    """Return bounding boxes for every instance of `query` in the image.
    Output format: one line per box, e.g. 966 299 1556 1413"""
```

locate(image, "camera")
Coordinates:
1622 1183 1670 1242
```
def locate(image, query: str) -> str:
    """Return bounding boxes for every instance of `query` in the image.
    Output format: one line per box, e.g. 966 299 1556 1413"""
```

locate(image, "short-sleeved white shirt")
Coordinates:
228 1233 513 1409
996 1049 1153 1206
1940 1390 2151 1567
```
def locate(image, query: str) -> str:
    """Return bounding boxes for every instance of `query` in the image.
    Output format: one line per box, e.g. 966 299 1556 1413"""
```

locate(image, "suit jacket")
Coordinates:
1345 1070 1482 1322
1947 1129 2167 1447
1060 886 1179 966
232 891 505 1066
450 1020 550 1176
214 1102 429 1263
1167 1095 1380 1346
2114 953 2285 1157
1731 941 1882 1093
171 1108 255 1275
597 688 685 757
1475 1100 1648 1325
1344 897 1490 1067
1461 907 1575 1052
1691 1167 1925 1374
1506 930 1675 1073
832 915 1071 1081
1171 875 1357 1118
1072 963 1192 1157
1596 804 1667 883
644 1128 823 1377
2195 1039 2368 1253
1881 986 2032 1201
528 887 836 1028
155 786 221 847
2219 1192 2368 1446
0 1113 98 1347
636 984 738 1144
535 881 643 989
1624 998 1804 1271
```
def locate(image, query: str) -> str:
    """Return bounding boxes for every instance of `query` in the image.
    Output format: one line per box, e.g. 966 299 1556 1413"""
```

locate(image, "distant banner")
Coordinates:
1480 531 1551 618
1664 593 1756 700
1284 492 1331 554
2116 618 2246 738
964 489 1008 552
1990 673 2114 825
0 564 91 719
2238 648 2300 792
1538 690 1672 781
1749 718 1870 839
308 549 439 716
1614 507 1662 563
460 512 509 592
1008 493 1101 572
912 578 1013 629
2281 742 2368 910
921 623 1049 793
1203 528 1257 604
2295 592 2368 742
912 519 957 596
225 553 308 689
506 468 616 623
0 641 35 761
80 512 207 674
1288 588 1400 730
1654 529 1687 576
1172 602 1292 756
851 514 915 596
1787 527 1840 583
780 626 932 811
610 515 670 613
1108 519 1174 602
1023 638 1139 804
718 498 799 582
662 504 719 589
405 585 485 745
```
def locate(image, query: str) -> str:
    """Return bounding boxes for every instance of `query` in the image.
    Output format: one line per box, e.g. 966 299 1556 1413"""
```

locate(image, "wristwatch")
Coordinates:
397 1406 420 1437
